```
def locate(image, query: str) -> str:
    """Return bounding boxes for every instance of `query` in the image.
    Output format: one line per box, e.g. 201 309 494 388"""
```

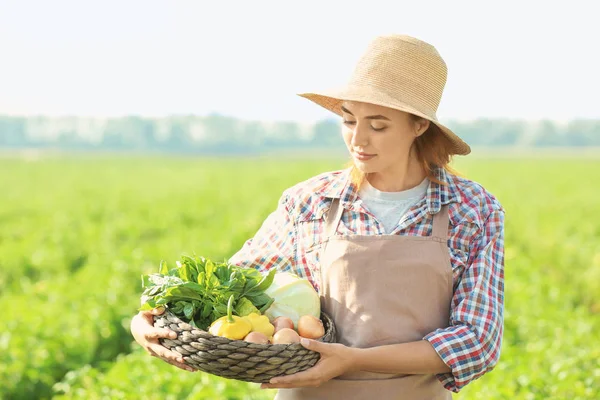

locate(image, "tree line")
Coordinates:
0 114 598 152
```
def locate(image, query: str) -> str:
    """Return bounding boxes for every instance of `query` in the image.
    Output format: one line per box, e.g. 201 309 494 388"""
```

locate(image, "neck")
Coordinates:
366 154 426 192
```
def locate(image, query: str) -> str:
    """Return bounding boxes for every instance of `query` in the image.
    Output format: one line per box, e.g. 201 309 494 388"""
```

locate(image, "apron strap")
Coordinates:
431 204 450 240
325 198 344 238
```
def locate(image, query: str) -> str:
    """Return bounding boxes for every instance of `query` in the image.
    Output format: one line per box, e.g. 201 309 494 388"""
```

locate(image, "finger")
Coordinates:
135 310 153 323
300 338 329 353
147 343 185 364
151 306 165 315
261 383 280 389
137 310 158 326
163 357 197 373
146 347 158 357
148 347 196 372
269 367 321 385
261 380 320 389
145 328 177 340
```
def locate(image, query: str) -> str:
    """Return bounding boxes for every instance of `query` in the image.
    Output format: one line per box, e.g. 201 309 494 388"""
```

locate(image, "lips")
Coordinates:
354 151 376 161
356 151 375 157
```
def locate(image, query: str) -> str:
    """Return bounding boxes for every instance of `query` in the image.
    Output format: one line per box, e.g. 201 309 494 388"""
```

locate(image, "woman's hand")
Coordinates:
130 307 196 372
260 339 359 389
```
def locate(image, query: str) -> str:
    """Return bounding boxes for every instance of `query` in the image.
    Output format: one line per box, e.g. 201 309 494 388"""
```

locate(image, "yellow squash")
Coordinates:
243 313 275 337
208 295 252 340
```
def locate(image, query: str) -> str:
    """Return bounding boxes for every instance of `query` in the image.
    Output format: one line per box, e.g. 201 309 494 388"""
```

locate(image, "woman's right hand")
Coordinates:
130 307 196 372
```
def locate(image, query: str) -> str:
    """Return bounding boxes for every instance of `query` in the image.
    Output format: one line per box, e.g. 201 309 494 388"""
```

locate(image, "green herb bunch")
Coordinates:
139 255 276 330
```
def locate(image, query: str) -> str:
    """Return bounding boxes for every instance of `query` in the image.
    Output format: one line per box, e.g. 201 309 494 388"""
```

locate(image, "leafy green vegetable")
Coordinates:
235 297 260 316
139 255 276 330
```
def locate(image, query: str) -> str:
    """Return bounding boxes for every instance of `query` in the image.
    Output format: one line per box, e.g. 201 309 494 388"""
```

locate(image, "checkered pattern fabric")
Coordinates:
229 167 505 392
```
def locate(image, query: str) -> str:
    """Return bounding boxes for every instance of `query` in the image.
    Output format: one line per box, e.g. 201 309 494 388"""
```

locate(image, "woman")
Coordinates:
131 34 505 399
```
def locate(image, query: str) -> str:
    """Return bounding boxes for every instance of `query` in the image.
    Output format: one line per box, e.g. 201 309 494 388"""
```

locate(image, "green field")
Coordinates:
2 154 599 399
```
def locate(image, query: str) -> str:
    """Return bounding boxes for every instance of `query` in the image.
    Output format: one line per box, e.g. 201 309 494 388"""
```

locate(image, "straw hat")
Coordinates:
298 34 471 155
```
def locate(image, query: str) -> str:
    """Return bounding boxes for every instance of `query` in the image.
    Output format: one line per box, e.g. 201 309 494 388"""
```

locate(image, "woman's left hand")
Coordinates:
260 338 359 389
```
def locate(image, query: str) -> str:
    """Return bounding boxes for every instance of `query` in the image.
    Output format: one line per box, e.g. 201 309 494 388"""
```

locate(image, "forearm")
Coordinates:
353 340 451 375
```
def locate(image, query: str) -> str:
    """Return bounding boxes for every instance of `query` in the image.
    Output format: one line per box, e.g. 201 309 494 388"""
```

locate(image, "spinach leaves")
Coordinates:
139 255 276 330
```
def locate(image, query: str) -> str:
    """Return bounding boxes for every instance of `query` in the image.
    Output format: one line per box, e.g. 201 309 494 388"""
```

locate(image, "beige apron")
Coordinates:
275 198 453 400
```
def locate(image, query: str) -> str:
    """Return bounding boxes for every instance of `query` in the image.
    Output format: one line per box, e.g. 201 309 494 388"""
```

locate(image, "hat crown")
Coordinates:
348 34 448 118
297 34 472 155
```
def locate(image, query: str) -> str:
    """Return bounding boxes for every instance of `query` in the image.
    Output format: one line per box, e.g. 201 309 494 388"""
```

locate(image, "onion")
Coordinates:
272 316 294 332
272 328 301 344
243 332 270 344
297 315 325 339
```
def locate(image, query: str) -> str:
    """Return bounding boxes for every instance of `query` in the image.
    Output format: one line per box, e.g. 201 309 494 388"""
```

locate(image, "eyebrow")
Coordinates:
341 106 391 121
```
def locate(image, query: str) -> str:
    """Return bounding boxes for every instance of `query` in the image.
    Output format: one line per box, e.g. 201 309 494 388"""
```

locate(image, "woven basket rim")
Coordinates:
158 308 335 347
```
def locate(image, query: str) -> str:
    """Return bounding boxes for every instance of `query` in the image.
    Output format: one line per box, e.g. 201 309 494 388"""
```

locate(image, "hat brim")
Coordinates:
298 87 471 156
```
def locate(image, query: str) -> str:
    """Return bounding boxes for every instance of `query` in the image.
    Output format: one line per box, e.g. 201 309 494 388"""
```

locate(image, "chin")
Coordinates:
352 160 379 174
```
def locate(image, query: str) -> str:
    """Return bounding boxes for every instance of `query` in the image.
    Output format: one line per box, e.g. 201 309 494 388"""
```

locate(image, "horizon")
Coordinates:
0 113 594 125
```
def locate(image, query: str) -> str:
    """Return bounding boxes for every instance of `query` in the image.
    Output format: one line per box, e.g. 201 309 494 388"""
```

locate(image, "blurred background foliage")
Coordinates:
1 156 599 399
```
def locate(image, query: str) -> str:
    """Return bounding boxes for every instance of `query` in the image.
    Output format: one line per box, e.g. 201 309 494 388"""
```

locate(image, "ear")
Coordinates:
414 118 430 137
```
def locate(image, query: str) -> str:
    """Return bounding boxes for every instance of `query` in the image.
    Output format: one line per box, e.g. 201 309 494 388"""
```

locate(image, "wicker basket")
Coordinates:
153 310 337 383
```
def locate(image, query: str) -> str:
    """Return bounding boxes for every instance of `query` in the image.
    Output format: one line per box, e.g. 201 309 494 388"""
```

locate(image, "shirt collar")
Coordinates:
425 167 462 214
319 168 351 199
320 166 462 214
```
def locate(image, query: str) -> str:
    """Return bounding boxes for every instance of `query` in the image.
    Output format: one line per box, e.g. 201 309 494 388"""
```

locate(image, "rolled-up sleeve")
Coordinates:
228 190 297 274
424 208 505 392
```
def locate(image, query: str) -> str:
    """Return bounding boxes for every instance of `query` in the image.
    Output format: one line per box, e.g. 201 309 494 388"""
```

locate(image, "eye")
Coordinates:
343 120 387 132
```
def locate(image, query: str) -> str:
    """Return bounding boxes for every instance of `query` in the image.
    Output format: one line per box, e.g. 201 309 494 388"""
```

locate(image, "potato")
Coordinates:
243 331 270 344
272 328 301 344
297 315 325 339
272 316 294 332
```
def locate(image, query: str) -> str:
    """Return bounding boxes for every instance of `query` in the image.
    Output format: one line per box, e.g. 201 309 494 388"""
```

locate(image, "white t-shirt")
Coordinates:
358 178 429 234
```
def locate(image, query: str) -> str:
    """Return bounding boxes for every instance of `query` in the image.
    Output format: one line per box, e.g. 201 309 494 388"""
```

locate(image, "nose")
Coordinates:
350 122 369 147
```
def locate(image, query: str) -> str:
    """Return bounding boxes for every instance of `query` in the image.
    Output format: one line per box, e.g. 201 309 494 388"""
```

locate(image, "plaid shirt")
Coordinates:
229 167 505 393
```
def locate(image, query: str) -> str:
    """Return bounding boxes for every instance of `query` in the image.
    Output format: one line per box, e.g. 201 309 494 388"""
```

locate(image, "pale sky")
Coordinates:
1 0 598 122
